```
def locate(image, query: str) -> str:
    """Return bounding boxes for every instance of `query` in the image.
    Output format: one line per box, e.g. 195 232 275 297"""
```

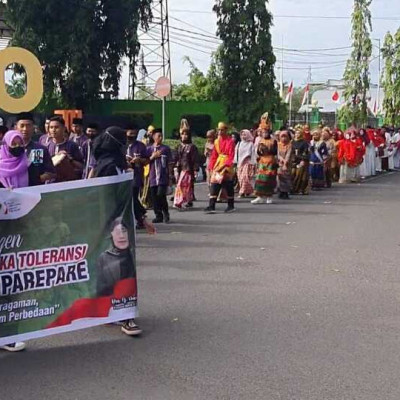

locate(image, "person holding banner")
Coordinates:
93 126 128 177
16 112 56 186
0 130 29 189
46 116 84 182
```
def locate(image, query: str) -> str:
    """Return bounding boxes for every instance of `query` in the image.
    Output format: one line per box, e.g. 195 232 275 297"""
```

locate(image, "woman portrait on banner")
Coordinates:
96 217 141 337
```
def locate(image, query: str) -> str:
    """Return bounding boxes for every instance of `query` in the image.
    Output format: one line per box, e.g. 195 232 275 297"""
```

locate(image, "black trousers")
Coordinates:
133 186 146 223
150 185 169 219
209 180 234 208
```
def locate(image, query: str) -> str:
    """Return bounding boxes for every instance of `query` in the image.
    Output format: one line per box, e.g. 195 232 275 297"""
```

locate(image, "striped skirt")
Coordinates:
237 160 254 195
254 158 277 197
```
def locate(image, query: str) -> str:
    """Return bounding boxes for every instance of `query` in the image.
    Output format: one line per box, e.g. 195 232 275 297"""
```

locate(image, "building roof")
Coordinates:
298 80 383 114
0 18 13 39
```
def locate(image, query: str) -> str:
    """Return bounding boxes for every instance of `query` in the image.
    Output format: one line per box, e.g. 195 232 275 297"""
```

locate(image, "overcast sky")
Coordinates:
120 0 400 97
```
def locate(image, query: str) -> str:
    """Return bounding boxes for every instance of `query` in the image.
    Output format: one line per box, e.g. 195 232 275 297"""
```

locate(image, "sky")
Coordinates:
119 0 400 97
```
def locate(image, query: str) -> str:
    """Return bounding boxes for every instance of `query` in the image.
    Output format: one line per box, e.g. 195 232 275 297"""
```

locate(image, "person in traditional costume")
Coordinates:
277 130 293 199
392 128 400 169
361 128 376 177
252 121 278 205
303 124 312 143
204 122 236 214
309 130 328 189
291 128 310 195
358 128 370 178
204 130 216 186
234 129 256 198
322 127 335 188
338 130 365 183
140 125 156 209
174 121 199 210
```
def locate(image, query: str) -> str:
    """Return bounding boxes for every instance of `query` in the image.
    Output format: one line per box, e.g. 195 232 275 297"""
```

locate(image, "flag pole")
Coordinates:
289 91 293 127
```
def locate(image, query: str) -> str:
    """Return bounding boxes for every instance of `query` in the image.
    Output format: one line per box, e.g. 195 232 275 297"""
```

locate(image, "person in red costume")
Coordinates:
303 124 312 143
204 122 236 214
372 129 386 173
338 130 365 183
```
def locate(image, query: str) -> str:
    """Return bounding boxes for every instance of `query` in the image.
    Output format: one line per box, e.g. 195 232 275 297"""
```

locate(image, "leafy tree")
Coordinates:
339 0 373 126
4 0 152 110
6 74 27 99
213 0 280 127
173 56 222 102
381 30 400 126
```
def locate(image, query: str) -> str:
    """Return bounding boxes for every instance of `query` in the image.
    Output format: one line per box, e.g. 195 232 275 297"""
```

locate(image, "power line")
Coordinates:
170 9 400 21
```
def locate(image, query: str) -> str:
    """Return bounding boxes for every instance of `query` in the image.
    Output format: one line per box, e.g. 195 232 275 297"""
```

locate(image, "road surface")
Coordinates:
2 173 400 400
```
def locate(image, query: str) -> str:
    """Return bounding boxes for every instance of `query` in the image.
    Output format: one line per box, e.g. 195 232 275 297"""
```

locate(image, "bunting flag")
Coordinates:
301 84 310 107
332 90 340 103
285 81 294 104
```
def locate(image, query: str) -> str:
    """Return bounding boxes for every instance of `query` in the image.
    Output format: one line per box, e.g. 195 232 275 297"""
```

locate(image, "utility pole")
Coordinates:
279 36 284 99
131 0 172 101
306 65 312 124
376 38 381 116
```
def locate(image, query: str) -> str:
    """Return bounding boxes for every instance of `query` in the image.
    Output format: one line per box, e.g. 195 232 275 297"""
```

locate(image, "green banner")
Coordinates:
0 174 137 346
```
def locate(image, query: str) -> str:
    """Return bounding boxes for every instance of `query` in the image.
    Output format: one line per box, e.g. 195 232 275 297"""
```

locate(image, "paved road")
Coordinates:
3 173 400 400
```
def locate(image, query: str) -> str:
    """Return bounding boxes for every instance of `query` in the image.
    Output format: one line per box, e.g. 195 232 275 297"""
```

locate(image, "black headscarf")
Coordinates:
96 217 136 297
93 126 127 177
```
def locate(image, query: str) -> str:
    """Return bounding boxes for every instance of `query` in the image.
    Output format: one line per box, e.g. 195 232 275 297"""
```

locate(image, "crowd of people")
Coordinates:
1 110 399 352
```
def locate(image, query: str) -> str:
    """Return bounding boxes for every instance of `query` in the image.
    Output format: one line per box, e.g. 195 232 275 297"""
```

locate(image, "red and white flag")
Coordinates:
285 81 294 104
301 84 310 107
332 90 340 103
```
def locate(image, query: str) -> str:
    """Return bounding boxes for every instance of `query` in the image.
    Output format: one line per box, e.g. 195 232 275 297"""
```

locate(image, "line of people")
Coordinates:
202 115 400 213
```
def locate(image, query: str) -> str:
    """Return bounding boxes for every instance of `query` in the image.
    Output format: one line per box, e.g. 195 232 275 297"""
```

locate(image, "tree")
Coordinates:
381 30 400 126
339 0 373 126
173 56 222 102
4 0 152 110
213 0 280 127
6 74 27 99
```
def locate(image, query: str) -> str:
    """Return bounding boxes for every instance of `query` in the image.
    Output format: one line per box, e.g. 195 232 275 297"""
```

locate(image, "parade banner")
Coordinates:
0 174 137 346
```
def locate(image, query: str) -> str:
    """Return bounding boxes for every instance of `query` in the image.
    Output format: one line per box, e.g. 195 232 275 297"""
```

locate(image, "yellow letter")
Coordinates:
0 47 44 113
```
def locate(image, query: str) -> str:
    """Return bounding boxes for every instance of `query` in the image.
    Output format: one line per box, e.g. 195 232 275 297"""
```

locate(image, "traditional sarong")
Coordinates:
254 156 277 197
237 160 254 195
278 169 292 193
291 163 310 194
174 171 194 207
309 151 325 189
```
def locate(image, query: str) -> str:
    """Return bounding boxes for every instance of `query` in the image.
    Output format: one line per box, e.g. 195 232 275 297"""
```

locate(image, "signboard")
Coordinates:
155 76 171 98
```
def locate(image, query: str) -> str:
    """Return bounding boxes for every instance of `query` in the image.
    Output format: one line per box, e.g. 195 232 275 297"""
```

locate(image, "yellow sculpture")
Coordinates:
0 47 44 113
